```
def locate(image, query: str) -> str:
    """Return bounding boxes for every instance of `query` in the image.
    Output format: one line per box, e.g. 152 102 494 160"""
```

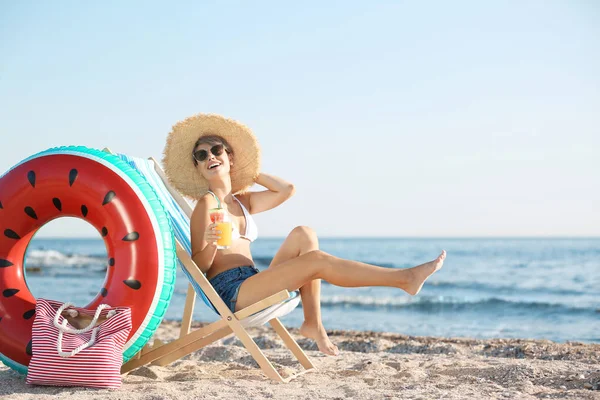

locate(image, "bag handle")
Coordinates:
57 321 99 357
53 303 113 334
53 303 117 358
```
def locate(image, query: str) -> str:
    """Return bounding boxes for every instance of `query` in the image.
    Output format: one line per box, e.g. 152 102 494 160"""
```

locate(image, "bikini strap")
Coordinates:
232 195 249 218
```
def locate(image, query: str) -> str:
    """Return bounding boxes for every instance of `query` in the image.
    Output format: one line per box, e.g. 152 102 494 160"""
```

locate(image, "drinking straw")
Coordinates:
208 191 222 208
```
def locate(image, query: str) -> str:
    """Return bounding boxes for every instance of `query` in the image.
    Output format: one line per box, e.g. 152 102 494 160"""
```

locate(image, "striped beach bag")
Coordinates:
26 299 132 389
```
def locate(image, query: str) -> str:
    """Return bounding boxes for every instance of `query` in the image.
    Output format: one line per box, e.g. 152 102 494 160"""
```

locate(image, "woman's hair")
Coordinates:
192 135 234 166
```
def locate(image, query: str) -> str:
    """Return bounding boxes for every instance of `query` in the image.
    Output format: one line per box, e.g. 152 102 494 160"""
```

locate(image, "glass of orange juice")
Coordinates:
209 208 232 249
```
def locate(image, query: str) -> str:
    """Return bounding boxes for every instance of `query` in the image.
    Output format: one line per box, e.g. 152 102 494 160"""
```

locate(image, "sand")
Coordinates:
1 320 599 399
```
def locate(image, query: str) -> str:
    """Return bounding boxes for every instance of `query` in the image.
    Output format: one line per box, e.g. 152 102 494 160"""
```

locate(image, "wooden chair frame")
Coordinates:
103 149 314 382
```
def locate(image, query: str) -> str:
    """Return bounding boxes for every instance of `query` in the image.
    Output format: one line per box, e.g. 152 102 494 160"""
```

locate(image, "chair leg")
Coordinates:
152 327 232 366
179 283 196 338
121 320 227 374
269 318 315 370
135 317 314 381
226 320 287 382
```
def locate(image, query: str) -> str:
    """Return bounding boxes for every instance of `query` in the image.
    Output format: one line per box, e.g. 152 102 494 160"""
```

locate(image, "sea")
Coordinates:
22 237 599 344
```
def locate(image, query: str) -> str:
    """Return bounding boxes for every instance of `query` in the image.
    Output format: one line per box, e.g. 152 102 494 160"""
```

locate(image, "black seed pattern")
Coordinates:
69 169 78 186
0 200 3 209
101 288 108 297
53 198 62 211
26 340 32 356
101 227 108 237
3 288 20 297
27 171 36 188
0 316 2 323
81 205 88 217
24 206 38 220
0 259 14 268
4 229 20 240
122 232 139 241
123 279 142 290
23 309 35 320
102 191 116 206
109 258 115 266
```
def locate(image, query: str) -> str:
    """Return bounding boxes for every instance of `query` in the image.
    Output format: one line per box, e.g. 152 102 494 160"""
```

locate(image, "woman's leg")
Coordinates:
265 226 338 355
236 233 446 312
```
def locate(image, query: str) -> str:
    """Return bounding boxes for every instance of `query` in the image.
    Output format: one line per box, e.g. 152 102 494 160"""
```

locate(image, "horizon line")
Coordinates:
32 235 600 240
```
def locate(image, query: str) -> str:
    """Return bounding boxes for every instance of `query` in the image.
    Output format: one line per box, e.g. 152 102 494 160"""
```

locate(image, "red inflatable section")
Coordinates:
0 154 159 368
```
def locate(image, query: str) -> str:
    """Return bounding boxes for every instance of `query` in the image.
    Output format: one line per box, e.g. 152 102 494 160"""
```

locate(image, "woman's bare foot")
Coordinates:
299 322 339 356
403 250 446 295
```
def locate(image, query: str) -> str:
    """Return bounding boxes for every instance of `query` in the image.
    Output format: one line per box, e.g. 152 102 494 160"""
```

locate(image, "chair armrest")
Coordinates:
234 290 290 320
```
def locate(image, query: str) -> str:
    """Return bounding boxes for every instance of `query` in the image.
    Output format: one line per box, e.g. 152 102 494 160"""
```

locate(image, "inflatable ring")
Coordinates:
0 146 176 374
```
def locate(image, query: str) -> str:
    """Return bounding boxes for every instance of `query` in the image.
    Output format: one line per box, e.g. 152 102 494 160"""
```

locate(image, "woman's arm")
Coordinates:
247 173 295 214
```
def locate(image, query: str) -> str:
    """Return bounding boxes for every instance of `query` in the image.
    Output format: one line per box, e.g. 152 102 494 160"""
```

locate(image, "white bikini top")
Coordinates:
231 196 258 242
208 191 258 242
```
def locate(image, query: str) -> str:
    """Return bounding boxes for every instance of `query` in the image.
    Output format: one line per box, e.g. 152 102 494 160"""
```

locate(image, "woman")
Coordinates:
163 114 446 356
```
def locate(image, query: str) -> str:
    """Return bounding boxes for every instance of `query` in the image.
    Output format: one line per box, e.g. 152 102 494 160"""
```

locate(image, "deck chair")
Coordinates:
103 149 315 383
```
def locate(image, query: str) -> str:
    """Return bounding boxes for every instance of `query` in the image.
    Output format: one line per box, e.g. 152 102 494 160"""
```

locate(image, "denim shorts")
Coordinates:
208 266 260 313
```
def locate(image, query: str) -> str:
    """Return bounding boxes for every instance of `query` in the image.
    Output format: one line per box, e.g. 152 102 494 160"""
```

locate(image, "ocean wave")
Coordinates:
428 280 589 296
319 295 598 314
25 249 107 270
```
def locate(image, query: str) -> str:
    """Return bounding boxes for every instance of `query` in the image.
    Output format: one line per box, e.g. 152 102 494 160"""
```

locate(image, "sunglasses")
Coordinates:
193 144 225 163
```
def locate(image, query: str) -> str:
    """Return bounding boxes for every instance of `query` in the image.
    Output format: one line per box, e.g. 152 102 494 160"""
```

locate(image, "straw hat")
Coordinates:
162 113 261 199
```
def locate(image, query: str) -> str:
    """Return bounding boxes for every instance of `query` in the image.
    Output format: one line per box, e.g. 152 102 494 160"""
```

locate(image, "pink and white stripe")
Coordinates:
26 299 132 389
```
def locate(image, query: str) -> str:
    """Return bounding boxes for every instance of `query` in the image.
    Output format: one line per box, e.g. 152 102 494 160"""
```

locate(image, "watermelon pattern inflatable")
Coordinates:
0 146 176 374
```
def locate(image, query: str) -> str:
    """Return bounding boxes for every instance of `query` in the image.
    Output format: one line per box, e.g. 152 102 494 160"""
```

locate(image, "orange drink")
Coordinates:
209 208 232 249
216 221 232 248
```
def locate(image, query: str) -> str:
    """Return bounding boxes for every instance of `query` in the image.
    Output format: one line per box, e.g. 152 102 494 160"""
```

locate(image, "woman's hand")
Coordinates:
204 223 221 245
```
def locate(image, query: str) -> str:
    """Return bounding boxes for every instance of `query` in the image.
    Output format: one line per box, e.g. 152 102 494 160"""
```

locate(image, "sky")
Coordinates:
1 1 599 238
